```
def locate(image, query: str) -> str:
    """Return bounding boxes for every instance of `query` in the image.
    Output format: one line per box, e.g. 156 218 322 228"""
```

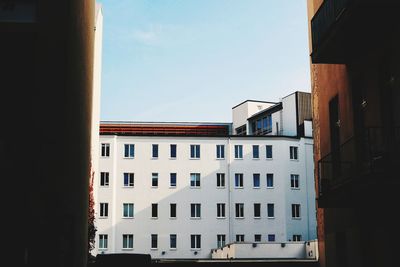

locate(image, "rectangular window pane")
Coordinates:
170 173 177 187
170 144 177 158
253 145 259 158
190 145 200 158
217 173 225 187
124 173 134 187
235 173 243 188
151 234 158 249
268 234 275 242
254 234 261 242
266 145 273 159
170 203 176 218
217 203 225 218
267 203 274 218
216 145 225 159
152 203 158 218
266 173 274 187
190 173 200 187
236 235 244 242
124 144 134 158
235 203 244 218
254 203 261 218
99 234 108 249
123 234 133 249
253 174 260 187
170 234 177 249
152 173 158 187
152 144 158 158
234 145 243 159
101 143 110 157
100 172 109 186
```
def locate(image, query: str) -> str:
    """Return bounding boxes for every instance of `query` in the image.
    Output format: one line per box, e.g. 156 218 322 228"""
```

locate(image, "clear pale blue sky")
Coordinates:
98 0 311 122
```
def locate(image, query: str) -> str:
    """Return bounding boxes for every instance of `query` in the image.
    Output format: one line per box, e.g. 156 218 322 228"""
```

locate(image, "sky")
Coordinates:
98 0 311 122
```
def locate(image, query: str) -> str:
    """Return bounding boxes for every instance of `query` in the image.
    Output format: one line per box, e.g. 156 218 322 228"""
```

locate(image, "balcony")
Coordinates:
310 0 400 63
318 127 400 206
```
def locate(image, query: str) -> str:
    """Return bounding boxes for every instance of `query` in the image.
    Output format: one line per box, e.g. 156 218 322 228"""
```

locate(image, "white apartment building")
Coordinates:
94 91 316 260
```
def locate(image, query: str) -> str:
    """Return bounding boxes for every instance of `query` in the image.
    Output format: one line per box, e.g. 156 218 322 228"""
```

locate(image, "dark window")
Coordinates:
216 145 225 159
254 203 261 218
152 203 158 218
170 173 177 187
152 144 158 158
170 234 177 249
266 145 273 159
170 144 177 158
190 145 200 158
253 145 259 158
100 172 109 186
152 173 158 187
124 144 134 158
267 203 274 218
151 234 158 249
267 173 274 187
217 173 225 187
253 173 260 188
170 203 177 218
268 234 275 242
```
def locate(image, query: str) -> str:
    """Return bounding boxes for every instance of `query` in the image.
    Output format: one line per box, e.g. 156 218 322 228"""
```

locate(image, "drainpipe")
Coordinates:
227 137 232 243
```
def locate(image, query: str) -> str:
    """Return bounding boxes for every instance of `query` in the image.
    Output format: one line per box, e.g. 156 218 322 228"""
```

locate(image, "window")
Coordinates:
191 203 201 218
216 145 225 159
217 203 226 218
217 234 226 248
124 144 134 158
100 203 108 217
252 145 259 159
170 173 177 187
254 203 261 218
292 204 301 218
99 234 108 249
100 172 109 186
293 235 302 241
291 174 299 189
170 144 177 158
235 203 244 218
151 234 158 249
123 173 134 187
263 115 272 133
266 145 273 159
253 173 260 188
268 234 275 242
152 203 158 218
101 143 110 157
235 173 243 188
170 234 177 249
191 235 201 249
170 203 177 218
190 173 200 187
234 145 243 159
216 173 225 188
267 203 274 218
152 173 158 187
190 144 200 158
266 173 274 188
122 234 133 249
152 144 158 158
236 125 246 135
236 235 245 242
123 203 134 218
254 234 262 242
290 146 298 160
256 119 262 131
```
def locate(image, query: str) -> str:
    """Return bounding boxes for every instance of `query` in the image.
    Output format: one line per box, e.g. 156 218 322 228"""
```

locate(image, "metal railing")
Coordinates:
318 127 400 196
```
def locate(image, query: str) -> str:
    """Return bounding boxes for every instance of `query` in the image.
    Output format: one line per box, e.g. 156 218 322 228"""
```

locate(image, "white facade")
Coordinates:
94 135 316 259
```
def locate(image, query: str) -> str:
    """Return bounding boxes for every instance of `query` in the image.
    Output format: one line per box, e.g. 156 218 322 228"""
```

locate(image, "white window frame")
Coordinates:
170 173 177 187
267 203 274 218
254 234 262 243
216 144 225 159
123 203 134 218
191 234 201 249
152 173 158 187
290 146 299 160
124 144 135 158
290 174 300 189
254 203 261 218
293 234 302 242
101 143 110 157
151 234 158 250
234 145 243 159
266 145 273 159
170 234 177 249
151 203 158 219
190 173 201 188
235 173 243 188
123 172 134 187
266 173 274 188
216 173 225 188
217 234 226 248
191 203 201 219
122 234 134 250
235 203 244 218
99 234 108 249
100 172 109 187
236 234 245 242
170 203 177 219
292 204 301 219
252 145 259 159
253 173 260 188
99 202 108 218
217 203 226 218
190 144 200 159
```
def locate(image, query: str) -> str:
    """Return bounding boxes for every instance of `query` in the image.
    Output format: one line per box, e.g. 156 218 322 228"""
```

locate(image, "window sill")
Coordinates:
216 186 226 189
189 158 201 160
98 248 108 251
190 186 201 189
217 217 226 219
190 217 201 220
169 248 177 251
151 186 158 189
122 217 134 219
123 157 134 159
151 157 159 160
169 157 177 160
290 159 299 161
266 186 274 189
291 188 300 190
234 158 243 160
235 217 245 219
253 187 260 189
235 187 244 189
99 185 110 188
267 217 275 219
122 248 133 251
169 217 177 220
266 158 273 160
252 158 260 160
292 217 301 220
151 217 158 220
190 248 201 251
216 158 225 160
99 217 108 219
151 248 158 251
254 217 261 219
169 186 177 189
123 186 134 188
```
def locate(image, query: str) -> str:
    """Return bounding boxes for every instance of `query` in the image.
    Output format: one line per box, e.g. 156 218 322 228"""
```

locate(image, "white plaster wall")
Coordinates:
94 135 317 259
304 120 313 137
281 93 298 136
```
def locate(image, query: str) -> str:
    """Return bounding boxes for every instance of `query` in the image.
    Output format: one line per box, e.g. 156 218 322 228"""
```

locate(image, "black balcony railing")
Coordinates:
311 0 351 51
318 127 400 197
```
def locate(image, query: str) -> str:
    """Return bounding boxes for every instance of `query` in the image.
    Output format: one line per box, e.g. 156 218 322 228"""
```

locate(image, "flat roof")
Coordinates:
231 100 278 110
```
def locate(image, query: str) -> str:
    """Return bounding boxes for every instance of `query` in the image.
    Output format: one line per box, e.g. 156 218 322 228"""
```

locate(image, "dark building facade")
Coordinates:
308 0 400 267
1 1 95 266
